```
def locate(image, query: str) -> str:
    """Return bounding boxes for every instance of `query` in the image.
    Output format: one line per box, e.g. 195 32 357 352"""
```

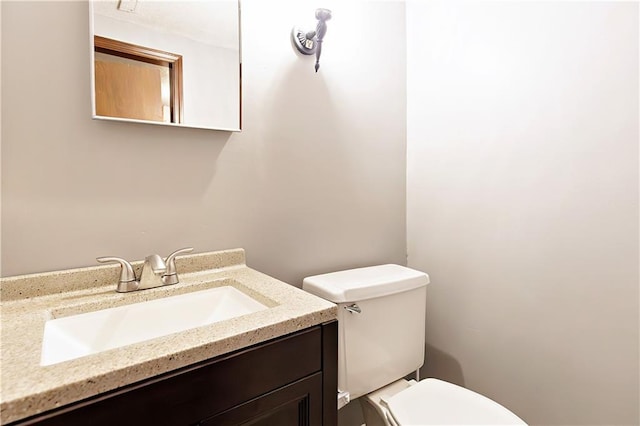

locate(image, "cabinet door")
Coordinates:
201 373 323 426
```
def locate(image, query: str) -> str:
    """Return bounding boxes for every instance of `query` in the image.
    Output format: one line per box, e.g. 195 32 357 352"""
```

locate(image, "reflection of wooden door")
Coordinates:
95 58 166 122
93 36 183 124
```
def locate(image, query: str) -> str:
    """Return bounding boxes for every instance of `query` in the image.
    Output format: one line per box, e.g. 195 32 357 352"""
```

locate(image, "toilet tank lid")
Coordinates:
302 264 429 303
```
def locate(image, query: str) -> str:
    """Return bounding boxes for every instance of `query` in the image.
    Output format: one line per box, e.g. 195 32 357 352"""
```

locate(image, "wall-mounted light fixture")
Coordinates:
291 8 332 72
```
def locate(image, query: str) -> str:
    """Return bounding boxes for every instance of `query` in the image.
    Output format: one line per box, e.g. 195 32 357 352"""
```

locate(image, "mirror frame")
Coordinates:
89 1 242 132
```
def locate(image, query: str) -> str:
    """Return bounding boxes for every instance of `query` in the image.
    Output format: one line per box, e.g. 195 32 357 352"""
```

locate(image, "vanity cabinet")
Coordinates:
11 321 337 426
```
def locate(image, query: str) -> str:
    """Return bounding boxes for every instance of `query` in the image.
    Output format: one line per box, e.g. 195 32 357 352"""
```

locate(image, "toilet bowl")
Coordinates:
302 264 526 426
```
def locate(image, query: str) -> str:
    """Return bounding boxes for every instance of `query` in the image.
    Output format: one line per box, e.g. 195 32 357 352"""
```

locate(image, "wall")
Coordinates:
1 0 407 287
407 1 639 425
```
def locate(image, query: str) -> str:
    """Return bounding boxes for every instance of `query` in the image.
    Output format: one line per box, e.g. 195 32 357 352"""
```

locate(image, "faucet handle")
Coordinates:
163 247 194 285
96 256 139 292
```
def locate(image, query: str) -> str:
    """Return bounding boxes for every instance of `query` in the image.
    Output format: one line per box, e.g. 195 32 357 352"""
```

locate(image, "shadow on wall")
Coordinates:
86 119 232 201
421 344 465 387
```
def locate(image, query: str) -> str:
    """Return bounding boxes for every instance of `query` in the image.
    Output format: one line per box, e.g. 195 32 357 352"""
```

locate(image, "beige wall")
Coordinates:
407 1 639 425
1 1 407 284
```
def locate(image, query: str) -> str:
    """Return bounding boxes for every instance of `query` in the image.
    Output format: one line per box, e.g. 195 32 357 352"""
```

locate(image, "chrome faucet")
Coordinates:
138 254 167 290
97 247 194 293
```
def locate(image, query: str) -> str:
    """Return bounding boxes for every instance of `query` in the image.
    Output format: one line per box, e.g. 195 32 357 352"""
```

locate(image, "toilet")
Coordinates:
302 264 527 426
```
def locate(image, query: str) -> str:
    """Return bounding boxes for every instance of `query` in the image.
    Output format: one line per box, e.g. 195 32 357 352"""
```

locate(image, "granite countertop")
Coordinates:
0 249 337 424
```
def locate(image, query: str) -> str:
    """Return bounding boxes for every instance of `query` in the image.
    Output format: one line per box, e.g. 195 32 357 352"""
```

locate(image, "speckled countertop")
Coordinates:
0 249 337 424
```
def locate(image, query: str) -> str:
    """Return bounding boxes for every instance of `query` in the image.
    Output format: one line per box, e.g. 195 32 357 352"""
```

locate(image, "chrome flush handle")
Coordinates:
344 303 361 314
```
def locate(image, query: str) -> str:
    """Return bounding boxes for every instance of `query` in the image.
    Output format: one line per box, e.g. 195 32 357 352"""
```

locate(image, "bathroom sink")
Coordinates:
40 286 268 366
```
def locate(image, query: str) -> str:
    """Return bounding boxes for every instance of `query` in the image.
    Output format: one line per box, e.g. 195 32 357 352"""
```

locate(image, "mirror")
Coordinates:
90 0 241 131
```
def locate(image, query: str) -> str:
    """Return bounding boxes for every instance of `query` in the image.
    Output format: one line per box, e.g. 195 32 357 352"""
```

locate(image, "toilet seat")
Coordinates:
384 379 527 425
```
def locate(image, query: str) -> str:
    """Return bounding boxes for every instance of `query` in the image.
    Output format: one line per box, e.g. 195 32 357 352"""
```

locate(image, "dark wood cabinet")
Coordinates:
12 321 337 426
201 374 322 426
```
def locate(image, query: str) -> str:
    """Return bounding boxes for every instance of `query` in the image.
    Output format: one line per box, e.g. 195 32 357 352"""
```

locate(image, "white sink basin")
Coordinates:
40 286 268 366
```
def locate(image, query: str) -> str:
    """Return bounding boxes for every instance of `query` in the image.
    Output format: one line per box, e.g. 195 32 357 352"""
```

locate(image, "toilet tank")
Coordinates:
303 264 429 401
